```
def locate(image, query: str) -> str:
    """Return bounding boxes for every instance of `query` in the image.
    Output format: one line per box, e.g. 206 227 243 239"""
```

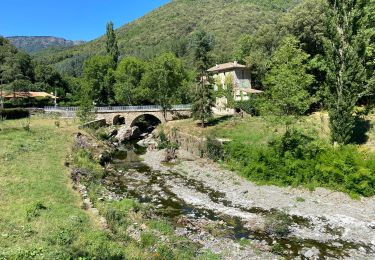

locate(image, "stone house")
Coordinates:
207 61 262 114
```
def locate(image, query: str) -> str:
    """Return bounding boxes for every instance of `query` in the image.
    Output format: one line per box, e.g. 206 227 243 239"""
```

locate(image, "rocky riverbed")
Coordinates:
136 149 375 259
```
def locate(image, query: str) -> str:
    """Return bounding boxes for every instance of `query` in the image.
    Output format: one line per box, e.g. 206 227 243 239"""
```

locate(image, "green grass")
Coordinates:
0 118 119 258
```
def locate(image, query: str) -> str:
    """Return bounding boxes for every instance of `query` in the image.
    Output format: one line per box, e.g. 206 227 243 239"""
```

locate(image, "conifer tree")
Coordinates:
191 29 215 127
192 79 214 128
324 0 370 144
106 21 120 64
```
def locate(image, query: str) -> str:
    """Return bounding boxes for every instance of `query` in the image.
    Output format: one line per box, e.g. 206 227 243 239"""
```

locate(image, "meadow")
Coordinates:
0 117 118 258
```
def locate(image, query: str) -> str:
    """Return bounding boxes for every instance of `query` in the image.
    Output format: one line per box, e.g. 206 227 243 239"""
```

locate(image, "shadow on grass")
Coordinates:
350 117 372 145
206 115 234 127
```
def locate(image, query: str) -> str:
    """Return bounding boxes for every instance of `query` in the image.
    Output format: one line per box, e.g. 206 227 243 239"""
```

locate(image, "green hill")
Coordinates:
36 0 301 75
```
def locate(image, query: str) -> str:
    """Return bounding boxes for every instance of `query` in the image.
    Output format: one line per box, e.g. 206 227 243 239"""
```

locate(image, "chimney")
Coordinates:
234 61 237 65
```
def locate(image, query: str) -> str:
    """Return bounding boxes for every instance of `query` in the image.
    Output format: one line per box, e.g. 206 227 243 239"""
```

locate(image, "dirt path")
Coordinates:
141 149 375 259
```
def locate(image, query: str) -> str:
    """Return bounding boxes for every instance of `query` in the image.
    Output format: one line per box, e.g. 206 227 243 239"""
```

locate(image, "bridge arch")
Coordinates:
113 114 126 125
130 113 163 130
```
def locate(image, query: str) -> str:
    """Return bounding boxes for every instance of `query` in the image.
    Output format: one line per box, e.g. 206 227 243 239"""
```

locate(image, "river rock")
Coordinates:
302 247 320 259
137 134 158 147
105 127 118 138
151 128 160 138
116 126 141 142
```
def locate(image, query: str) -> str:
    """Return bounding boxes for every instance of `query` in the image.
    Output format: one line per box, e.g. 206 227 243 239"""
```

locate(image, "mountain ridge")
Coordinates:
6 36 85 54
35 0 301 75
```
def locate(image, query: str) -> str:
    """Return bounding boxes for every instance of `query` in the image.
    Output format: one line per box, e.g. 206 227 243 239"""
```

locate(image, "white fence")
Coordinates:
44 104 192 113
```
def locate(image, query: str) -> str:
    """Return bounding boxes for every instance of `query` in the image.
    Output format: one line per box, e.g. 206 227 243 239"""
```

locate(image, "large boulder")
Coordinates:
116 126 141 142
137 134 158 148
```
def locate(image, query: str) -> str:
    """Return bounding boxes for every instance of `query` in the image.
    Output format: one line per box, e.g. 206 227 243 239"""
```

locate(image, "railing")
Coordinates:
44 104 192 113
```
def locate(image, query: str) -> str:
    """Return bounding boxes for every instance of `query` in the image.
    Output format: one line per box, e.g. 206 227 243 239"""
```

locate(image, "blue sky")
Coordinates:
0 0 170 41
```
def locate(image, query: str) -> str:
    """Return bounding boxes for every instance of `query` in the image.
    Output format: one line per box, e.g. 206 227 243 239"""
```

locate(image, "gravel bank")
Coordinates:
141 149 375 259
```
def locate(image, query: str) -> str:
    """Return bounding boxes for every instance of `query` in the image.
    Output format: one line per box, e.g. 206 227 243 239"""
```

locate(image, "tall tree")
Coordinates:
191 28 215 73
191 80 214 128
106 21 120 64
114 57 146 105
83 56 116 105
191 29 215 126
141 53 186 118
324 0 371 144
263 36 315 117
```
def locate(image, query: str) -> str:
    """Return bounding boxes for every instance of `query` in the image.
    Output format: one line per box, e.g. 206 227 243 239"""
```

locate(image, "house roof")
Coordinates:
2 92 58 99
240 88 263 94
207 61 246 72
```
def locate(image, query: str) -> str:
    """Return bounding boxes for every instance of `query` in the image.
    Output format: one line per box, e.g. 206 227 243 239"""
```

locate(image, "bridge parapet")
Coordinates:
44 105 192 125
44 104 191 113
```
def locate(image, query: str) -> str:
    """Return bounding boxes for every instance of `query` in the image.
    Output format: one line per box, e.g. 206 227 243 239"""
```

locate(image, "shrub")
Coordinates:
205 136 224 161
0 108 30 119
235 99 260 116
140 232 157 248
104 199 139 229
224 129 375 197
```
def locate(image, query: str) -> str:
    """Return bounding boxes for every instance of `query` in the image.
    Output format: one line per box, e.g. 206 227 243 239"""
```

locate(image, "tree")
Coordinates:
114 57 146 105
141 53 186 117
234 24 283 87
191 28 215 73
323 0 371 144
83 56 116 105
263 36 315 117
106 21 120 64
191 81 214 128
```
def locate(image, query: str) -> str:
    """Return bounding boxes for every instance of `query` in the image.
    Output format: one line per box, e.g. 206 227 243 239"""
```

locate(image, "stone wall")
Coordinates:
164 125 206 157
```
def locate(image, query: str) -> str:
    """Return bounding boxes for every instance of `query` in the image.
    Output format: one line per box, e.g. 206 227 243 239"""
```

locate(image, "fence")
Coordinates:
44 104 192 113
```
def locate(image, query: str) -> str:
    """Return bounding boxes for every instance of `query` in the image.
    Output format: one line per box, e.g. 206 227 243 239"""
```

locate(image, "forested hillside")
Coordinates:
6 36 85 54
36 0 301 75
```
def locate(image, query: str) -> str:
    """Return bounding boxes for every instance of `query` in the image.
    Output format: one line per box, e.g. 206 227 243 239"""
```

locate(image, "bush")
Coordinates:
205 136 224 161
235 99 260 116
224 129 375 197
0 108 30 119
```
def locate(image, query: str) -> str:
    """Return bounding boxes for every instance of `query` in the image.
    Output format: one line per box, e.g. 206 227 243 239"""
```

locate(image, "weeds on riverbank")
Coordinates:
224 129 375 198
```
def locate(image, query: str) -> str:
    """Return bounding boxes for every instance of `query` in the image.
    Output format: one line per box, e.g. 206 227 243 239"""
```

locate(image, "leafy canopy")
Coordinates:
263 36 315 116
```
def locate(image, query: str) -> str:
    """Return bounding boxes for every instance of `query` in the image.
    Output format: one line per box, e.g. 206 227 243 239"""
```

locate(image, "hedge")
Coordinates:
0 108 30 120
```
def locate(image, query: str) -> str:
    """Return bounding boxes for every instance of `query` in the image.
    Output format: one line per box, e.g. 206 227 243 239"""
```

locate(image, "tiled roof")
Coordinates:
207 62 246 72
240 88 263 94
2 92 58 99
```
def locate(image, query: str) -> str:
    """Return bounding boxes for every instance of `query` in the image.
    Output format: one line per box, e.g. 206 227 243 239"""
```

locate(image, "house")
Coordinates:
2 91 58 100
207 61 262 114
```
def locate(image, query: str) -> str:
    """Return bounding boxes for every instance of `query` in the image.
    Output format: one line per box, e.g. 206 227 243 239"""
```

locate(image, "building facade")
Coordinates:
207 61 262 115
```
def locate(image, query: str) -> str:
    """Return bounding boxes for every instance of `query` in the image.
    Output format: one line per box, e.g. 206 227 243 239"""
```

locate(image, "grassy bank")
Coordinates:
168 114 375 198
0 118 119 258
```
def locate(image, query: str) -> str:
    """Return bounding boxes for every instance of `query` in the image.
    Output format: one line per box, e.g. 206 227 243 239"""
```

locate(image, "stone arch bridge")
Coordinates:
44 105 191 126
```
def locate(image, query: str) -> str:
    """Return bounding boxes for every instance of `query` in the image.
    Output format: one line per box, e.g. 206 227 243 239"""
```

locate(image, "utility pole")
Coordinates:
0 79 3 109
54 87 57 108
